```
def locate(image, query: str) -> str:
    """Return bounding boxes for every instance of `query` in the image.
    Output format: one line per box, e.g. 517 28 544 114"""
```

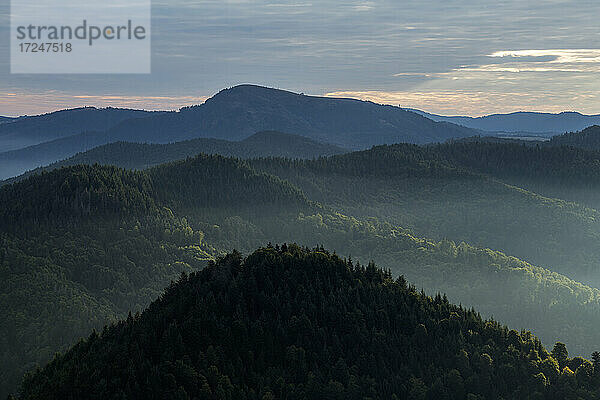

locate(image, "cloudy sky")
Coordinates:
1 0 599 116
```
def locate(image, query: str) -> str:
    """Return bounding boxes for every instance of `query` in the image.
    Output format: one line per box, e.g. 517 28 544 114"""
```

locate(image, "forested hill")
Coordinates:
548 125 600 150
0 154 310 227
0 107 155 152
402 139 600 213
0 164 157 227
16 245 600 400
240 130 347 157
7 151 600 397
0 155 311 397
431 140 600 206
148 154 310 213
0 131 347 184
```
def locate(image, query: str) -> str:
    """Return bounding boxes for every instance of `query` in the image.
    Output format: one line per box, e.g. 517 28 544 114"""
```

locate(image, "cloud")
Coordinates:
381 48 600 114
3 1 600 115
400 49 600 79
352 2 374 11
489 49 600 63
480 49 600 73
324 90 600 117
0 91 208 116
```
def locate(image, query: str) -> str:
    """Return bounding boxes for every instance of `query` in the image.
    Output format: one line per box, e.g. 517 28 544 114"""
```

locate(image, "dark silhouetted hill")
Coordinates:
548 125 600 150
0 107 156 152
63 85 477 149
16 245 600 399
0 131 347 181
0 86 479 179
409 109 600 135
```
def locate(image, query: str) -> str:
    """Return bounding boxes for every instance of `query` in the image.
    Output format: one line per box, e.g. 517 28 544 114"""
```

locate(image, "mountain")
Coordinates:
6 151 600 397
169 85 478 148
0 131 347 182
16 245 600 399
548 125 600 150
0 85 479 180
81 85 477 149
0 107 156 152
408 109 600 136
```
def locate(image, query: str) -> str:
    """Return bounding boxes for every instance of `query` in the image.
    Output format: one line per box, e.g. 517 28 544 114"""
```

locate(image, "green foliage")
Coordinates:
0 164 157 227
5 147 600 398
15 246 600 399
148 154 310 213
0 213 214 397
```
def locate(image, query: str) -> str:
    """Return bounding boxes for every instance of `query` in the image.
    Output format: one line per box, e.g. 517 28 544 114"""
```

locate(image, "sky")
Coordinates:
1 0 600 116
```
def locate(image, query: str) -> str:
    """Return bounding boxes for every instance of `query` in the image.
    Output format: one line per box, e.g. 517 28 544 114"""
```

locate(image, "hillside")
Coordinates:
0 131 347 182
548 125 600 150
0 107 155 152
409 109 600 135
0 155 311 397
250 145 600 289
6 155 600 397
16 246 600 399
240 130 346 157
431 140 600 209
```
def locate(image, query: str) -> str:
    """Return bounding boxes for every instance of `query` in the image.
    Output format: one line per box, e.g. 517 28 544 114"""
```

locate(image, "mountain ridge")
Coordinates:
408 108 600 135
0 130 348 183
0 85 480 179
0 107 158 152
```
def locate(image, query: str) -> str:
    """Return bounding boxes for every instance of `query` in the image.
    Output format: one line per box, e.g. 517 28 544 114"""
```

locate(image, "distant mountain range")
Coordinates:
168 85 477 147
7 85 600 182
0 131 347 183
0 85 481 179
407 108 600 136
455 124 600 151
0 107 156 152
27 85 476 149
